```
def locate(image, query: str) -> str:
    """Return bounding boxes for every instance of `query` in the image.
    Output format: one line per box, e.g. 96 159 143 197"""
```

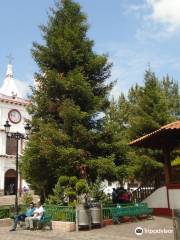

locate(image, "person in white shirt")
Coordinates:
25 201 44 230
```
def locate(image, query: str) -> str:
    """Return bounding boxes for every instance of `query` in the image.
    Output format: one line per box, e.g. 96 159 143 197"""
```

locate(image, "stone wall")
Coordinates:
52 221 75 232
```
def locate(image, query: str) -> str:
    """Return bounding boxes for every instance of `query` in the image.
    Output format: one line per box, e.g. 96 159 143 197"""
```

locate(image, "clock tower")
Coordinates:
0 64 31 196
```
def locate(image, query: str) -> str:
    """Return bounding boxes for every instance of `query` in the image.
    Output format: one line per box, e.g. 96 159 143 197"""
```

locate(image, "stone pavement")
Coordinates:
0 216 174 240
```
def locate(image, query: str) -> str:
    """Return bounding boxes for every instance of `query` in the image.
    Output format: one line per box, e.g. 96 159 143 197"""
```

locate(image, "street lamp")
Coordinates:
4 120 31 214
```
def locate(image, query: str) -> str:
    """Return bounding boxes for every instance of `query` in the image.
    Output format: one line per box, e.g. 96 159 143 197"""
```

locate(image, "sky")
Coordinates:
0 0 180 99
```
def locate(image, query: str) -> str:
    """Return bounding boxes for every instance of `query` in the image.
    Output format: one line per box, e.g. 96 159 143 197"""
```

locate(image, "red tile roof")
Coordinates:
160 121 180 130
129 121 180 149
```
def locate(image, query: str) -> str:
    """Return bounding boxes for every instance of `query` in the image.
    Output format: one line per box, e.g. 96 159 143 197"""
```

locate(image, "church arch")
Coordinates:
4 169 16 195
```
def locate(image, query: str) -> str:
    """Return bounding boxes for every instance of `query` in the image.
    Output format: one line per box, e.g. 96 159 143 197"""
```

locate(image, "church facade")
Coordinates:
0 64 30 195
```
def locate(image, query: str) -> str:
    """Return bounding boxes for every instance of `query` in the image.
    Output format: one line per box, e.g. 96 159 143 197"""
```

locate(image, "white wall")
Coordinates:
0 100 30 192
102 180 120 195
0 101 30 136
143 186 180 209
143 186 168 208
169 189 180 209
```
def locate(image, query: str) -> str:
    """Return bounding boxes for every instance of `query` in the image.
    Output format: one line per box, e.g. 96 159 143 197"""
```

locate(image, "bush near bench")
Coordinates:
0 207 11 219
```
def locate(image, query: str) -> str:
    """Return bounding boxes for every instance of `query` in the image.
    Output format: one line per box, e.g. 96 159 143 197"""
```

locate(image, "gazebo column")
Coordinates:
163 148 172 185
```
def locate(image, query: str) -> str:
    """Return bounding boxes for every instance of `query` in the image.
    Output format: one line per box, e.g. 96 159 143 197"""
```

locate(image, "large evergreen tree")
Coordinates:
21 0 113 199
128 69 174 139
102 96 131 183
127 70 179 183
104 69 180 184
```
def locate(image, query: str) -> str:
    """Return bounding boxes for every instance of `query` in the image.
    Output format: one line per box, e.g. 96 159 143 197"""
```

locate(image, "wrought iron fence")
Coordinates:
44 204 76 222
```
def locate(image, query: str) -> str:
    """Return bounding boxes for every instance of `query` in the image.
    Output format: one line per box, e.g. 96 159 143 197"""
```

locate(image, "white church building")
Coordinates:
0 64 30 196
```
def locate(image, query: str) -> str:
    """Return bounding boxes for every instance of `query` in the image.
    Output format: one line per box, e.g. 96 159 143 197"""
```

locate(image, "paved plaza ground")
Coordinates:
0 216 174 240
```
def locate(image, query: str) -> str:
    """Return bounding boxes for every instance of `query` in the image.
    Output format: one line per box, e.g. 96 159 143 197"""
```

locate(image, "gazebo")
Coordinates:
129 121 180 215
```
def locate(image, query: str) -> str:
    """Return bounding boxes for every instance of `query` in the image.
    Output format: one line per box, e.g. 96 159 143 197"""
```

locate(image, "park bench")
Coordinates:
17 212 52 230
110 203 153 223
33 212 53 230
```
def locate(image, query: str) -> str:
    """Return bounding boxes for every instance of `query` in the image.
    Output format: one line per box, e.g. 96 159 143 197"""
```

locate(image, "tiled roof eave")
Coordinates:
129 121 180 146
0 97 30 106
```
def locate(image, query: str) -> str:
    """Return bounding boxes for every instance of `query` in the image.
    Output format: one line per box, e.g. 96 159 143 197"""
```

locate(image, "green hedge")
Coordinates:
0 208 11 219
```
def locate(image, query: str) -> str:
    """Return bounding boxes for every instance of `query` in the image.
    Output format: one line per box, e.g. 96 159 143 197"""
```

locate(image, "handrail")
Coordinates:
131 179 164 202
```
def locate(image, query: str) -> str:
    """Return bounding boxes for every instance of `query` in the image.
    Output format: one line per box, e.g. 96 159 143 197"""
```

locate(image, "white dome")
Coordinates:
0 64 23 98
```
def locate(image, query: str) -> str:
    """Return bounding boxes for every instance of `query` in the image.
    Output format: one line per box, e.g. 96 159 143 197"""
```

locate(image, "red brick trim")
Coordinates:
153 208 172 217
166 184 180 189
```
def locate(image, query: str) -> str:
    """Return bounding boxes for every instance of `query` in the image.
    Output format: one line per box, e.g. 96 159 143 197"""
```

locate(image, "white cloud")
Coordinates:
147 0 180 32
126 0 180 40
107 44 180 99
126 3 147 13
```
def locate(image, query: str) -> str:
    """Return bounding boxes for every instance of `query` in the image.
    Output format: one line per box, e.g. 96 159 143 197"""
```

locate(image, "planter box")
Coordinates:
0 218 12 227
120 216 131 223
103 219 113 226
52 221 75 232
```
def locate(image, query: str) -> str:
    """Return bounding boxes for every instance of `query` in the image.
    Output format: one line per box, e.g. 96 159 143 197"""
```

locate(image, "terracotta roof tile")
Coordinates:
161 121 180 130
129 121 180 148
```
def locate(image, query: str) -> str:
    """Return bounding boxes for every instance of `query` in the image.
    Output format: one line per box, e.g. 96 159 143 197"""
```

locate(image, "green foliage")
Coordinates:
75 179 89 194
127 151 163 183
172 157 180 166
22 192 33 207
21 0 113 199
125 70 179 182
128 70 174 139
88 155 117 181
43 205 75 221
89 178 110 203
69 176 78 187
0 207 10 219
46 176 89 205
104 68 179 183
58 176 69 186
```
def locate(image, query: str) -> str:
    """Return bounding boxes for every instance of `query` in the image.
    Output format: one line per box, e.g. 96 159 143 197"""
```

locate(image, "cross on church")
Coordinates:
6 54 14 64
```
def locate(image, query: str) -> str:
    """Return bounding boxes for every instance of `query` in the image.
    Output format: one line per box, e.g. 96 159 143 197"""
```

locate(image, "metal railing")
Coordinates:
44 204 76 222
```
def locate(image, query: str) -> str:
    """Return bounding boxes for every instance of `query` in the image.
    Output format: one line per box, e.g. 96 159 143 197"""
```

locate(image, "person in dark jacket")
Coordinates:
112 188 118 204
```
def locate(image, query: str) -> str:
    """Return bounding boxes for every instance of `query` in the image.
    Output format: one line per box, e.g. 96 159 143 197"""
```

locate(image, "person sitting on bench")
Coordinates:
25 201 44 230
10 202 35 231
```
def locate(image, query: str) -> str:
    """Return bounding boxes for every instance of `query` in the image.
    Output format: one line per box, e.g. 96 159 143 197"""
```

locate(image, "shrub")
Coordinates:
22 192 33 206
58 176 69 186
76 179 89 194
0 207 10 219
69 176 78 187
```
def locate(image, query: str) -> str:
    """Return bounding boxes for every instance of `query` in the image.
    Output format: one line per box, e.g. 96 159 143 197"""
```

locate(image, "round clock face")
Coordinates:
8 109 21 124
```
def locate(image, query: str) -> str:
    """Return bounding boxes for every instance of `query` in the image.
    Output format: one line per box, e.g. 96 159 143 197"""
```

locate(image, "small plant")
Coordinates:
76 179 89 195
46 176 89 206
90 177 110 203
22 192 33 206
0 207 10 219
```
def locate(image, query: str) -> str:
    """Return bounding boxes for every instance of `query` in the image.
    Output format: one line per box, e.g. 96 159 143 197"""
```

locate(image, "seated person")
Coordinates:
25 201 44 230
10 202 35 231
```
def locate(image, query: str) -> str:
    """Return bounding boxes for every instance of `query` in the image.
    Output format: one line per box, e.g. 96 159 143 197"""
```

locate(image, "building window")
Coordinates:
6 137 16 155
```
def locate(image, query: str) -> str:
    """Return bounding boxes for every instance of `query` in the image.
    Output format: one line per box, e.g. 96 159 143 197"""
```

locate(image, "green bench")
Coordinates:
18 212 53 230
34 213 53 230
110 203 153 223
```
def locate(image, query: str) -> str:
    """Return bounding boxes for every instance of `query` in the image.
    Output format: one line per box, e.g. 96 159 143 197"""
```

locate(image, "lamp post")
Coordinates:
4 120 31 214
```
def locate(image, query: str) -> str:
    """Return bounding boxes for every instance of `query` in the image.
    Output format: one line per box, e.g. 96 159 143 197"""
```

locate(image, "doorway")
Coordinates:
4 169 16 195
